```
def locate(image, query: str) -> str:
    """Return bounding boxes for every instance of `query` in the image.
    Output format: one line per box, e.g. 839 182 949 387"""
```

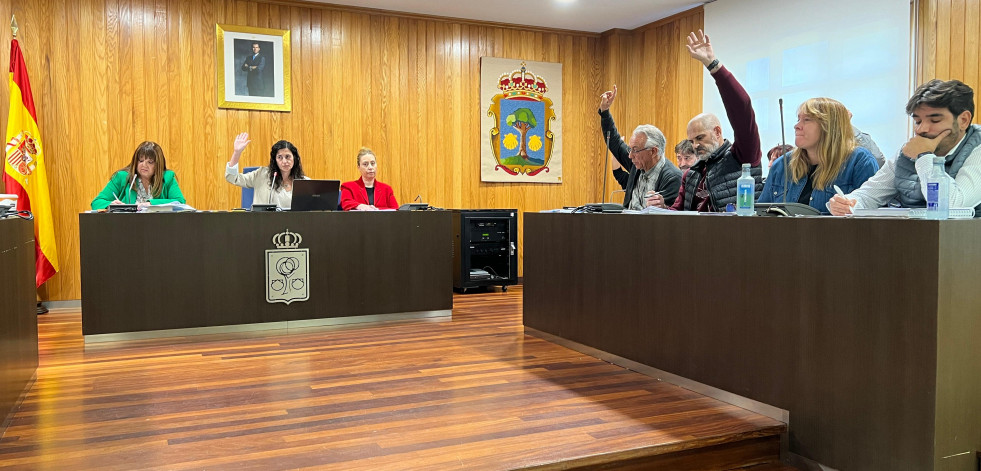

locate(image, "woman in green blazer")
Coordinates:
91 141 186 210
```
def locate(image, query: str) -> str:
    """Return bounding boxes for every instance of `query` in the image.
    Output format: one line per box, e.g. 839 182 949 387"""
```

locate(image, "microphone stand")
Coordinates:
779 98 789 204
270 171 277 206
601 131 611 203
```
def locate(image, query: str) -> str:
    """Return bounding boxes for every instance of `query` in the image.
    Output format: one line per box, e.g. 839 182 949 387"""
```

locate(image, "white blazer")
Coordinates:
225 163 303 208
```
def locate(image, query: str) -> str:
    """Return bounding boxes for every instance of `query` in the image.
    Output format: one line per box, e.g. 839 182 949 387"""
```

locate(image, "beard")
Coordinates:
931 126 962 156
694 142 719 160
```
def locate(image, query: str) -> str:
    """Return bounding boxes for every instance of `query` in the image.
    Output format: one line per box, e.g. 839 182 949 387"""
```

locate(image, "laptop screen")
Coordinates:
290 179 341 211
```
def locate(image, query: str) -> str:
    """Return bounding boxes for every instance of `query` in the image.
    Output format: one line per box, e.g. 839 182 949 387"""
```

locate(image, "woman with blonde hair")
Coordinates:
340 147 399 210
91 141 186 210
760 97 879 213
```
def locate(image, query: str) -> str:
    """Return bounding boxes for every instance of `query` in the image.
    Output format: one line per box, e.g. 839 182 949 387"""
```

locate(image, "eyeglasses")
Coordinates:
629 146 652 155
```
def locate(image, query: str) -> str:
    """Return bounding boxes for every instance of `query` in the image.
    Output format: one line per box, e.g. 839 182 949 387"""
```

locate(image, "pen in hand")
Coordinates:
833 185 852 214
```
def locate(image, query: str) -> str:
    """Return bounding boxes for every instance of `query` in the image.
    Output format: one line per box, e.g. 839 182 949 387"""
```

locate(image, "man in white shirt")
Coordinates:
829 80 981 215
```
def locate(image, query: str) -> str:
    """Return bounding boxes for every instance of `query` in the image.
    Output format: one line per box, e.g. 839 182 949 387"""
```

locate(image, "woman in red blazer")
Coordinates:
340 147 399 210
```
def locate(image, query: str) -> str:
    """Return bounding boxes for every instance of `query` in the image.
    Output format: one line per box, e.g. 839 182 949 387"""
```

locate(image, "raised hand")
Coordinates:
902 129 951 159
599 85 618 111
686 29 716 67
233 132 251 154
229 132 251 166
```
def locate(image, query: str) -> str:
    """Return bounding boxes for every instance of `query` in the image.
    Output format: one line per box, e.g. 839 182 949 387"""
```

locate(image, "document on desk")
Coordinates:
850 208 910 218
144 203 196 212
852 207 976 219
623 206 700 215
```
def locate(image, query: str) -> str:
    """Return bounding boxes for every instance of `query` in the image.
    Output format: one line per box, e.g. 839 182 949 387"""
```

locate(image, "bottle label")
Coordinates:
927 182 939 209
737 183 753 208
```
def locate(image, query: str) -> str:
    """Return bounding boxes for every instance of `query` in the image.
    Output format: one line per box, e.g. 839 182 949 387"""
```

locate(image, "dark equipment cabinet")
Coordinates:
451 209 518 292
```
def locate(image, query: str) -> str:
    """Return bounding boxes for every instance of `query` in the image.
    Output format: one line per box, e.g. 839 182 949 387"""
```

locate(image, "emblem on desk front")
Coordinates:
266 229 309 305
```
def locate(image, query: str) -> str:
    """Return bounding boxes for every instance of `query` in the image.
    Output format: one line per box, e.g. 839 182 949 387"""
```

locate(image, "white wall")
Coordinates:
703 0 911 176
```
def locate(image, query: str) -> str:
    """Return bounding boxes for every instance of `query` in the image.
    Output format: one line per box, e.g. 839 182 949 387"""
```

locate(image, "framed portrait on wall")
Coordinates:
216 24 291 112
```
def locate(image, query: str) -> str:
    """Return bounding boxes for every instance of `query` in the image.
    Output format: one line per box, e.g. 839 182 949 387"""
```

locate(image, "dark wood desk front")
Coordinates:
523 213 980 471
80 211 452 336
0 217 38 436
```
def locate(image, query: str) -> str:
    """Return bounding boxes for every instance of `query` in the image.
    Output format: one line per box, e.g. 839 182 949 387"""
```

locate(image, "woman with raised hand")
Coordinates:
225 132 307 209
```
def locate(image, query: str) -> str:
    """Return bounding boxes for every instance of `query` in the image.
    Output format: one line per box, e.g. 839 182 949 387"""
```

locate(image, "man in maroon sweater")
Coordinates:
648 30 763 212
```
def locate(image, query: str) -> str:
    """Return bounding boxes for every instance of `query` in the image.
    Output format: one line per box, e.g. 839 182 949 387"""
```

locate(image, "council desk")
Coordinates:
80 211 452 339
523 213 981 471
0 217 38 436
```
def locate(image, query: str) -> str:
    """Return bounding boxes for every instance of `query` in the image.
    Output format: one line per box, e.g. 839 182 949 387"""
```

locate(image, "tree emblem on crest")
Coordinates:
487 62 556 176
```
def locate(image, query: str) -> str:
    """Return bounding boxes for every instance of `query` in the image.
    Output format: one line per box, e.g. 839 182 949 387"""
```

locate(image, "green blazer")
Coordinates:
91 170 186 210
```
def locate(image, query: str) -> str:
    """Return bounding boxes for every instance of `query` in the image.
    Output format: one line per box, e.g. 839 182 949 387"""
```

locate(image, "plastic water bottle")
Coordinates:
925 156 949 220
736 163 754 216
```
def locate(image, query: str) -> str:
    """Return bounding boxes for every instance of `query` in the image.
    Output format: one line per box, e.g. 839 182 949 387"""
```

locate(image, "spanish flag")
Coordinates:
4 38 58 286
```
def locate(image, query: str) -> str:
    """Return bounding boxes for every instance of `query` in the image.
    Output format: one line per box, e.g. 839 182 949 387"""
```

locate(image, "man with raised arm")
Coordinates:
648 30 763 212
596 86 682 210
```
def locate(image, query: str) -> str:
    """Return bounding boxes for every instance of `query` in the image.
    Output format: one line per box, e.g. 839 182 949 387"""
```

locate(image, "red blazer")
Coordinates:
340 177 399 210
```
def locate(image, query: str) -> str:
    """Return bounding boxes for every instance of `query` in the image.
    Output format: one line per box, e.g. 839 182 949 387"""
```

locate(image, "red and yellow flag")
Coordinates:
4 38 58 286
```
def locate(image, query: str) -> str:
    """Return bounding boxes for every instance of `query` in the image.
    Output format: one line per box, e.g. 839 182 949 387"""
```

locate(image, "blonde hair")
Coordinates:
356 147 375 166
789 97 856 190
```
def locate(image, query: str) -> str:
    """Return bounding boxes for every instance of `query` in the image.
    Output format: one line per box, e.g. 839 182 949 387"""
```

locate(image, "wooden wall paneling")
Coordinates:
935 0 951 79
173 0 192 207
3 0 704 300
448 22 465 211
965 0 980 89
963 0 981 89
79 0 110 300
46 1 85 300
197 0 218 211
949 0 965 81
916 0 980 127
917 0 936 82
651 9 704 162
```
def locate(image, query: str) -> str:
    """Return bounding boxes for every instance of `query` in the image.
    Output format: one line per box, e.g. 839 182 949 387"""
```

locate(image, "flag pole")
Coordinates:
10 15 17 38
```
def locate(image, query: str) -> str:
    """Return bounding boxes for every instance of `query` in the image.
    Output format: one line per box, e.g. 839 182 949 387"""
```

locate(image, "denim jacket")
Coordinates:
760 147 879 214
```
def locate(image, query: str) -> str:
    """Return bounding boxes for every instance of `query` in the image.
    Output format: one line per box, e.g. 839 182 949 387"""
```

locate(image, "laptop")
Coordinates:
290 179 341 211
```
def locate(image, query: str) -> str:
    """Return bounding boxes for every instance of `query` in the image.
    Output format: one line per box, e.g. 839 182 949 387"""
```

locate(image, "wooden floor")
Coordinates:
0 286 786 470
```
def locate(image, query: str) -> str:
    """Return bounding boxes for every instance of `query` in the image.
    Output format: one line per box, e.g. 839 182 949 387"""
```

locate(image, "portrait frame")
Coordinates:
216 24 292 112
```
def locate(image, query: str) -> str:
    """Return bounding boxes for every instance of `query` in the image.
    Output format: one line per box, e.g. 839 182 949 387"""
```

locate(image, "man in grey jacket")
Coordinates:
597 85 682 210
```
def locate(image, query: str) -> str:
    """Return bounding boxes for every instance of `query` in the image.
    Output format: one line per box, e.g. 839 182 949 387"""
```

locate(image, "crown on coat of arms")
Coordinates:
272 229 302 249
498 62 548 101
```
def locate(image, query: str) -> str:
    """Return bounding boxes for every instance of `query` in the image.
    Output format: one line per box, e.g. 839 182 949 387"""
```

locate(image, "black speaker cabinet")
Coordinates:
451 209 518 292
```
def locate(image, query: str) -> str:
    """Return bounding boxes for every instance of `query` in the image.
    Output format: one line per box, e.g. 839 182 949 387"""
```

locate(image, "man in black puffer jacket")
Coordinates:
648 29 763 212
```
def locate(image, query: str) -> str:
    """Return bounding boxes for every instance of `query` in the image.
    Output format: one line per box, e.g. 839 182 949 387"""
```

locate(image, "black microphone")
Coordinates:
779 98 788 204
601 131 611 203
581 131 622 213
414 194 422 203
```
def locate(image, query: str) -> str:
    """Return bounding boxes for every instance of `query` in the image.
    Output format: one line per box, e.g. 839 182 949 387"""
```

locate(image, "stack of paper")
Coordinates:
144 203 195 212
